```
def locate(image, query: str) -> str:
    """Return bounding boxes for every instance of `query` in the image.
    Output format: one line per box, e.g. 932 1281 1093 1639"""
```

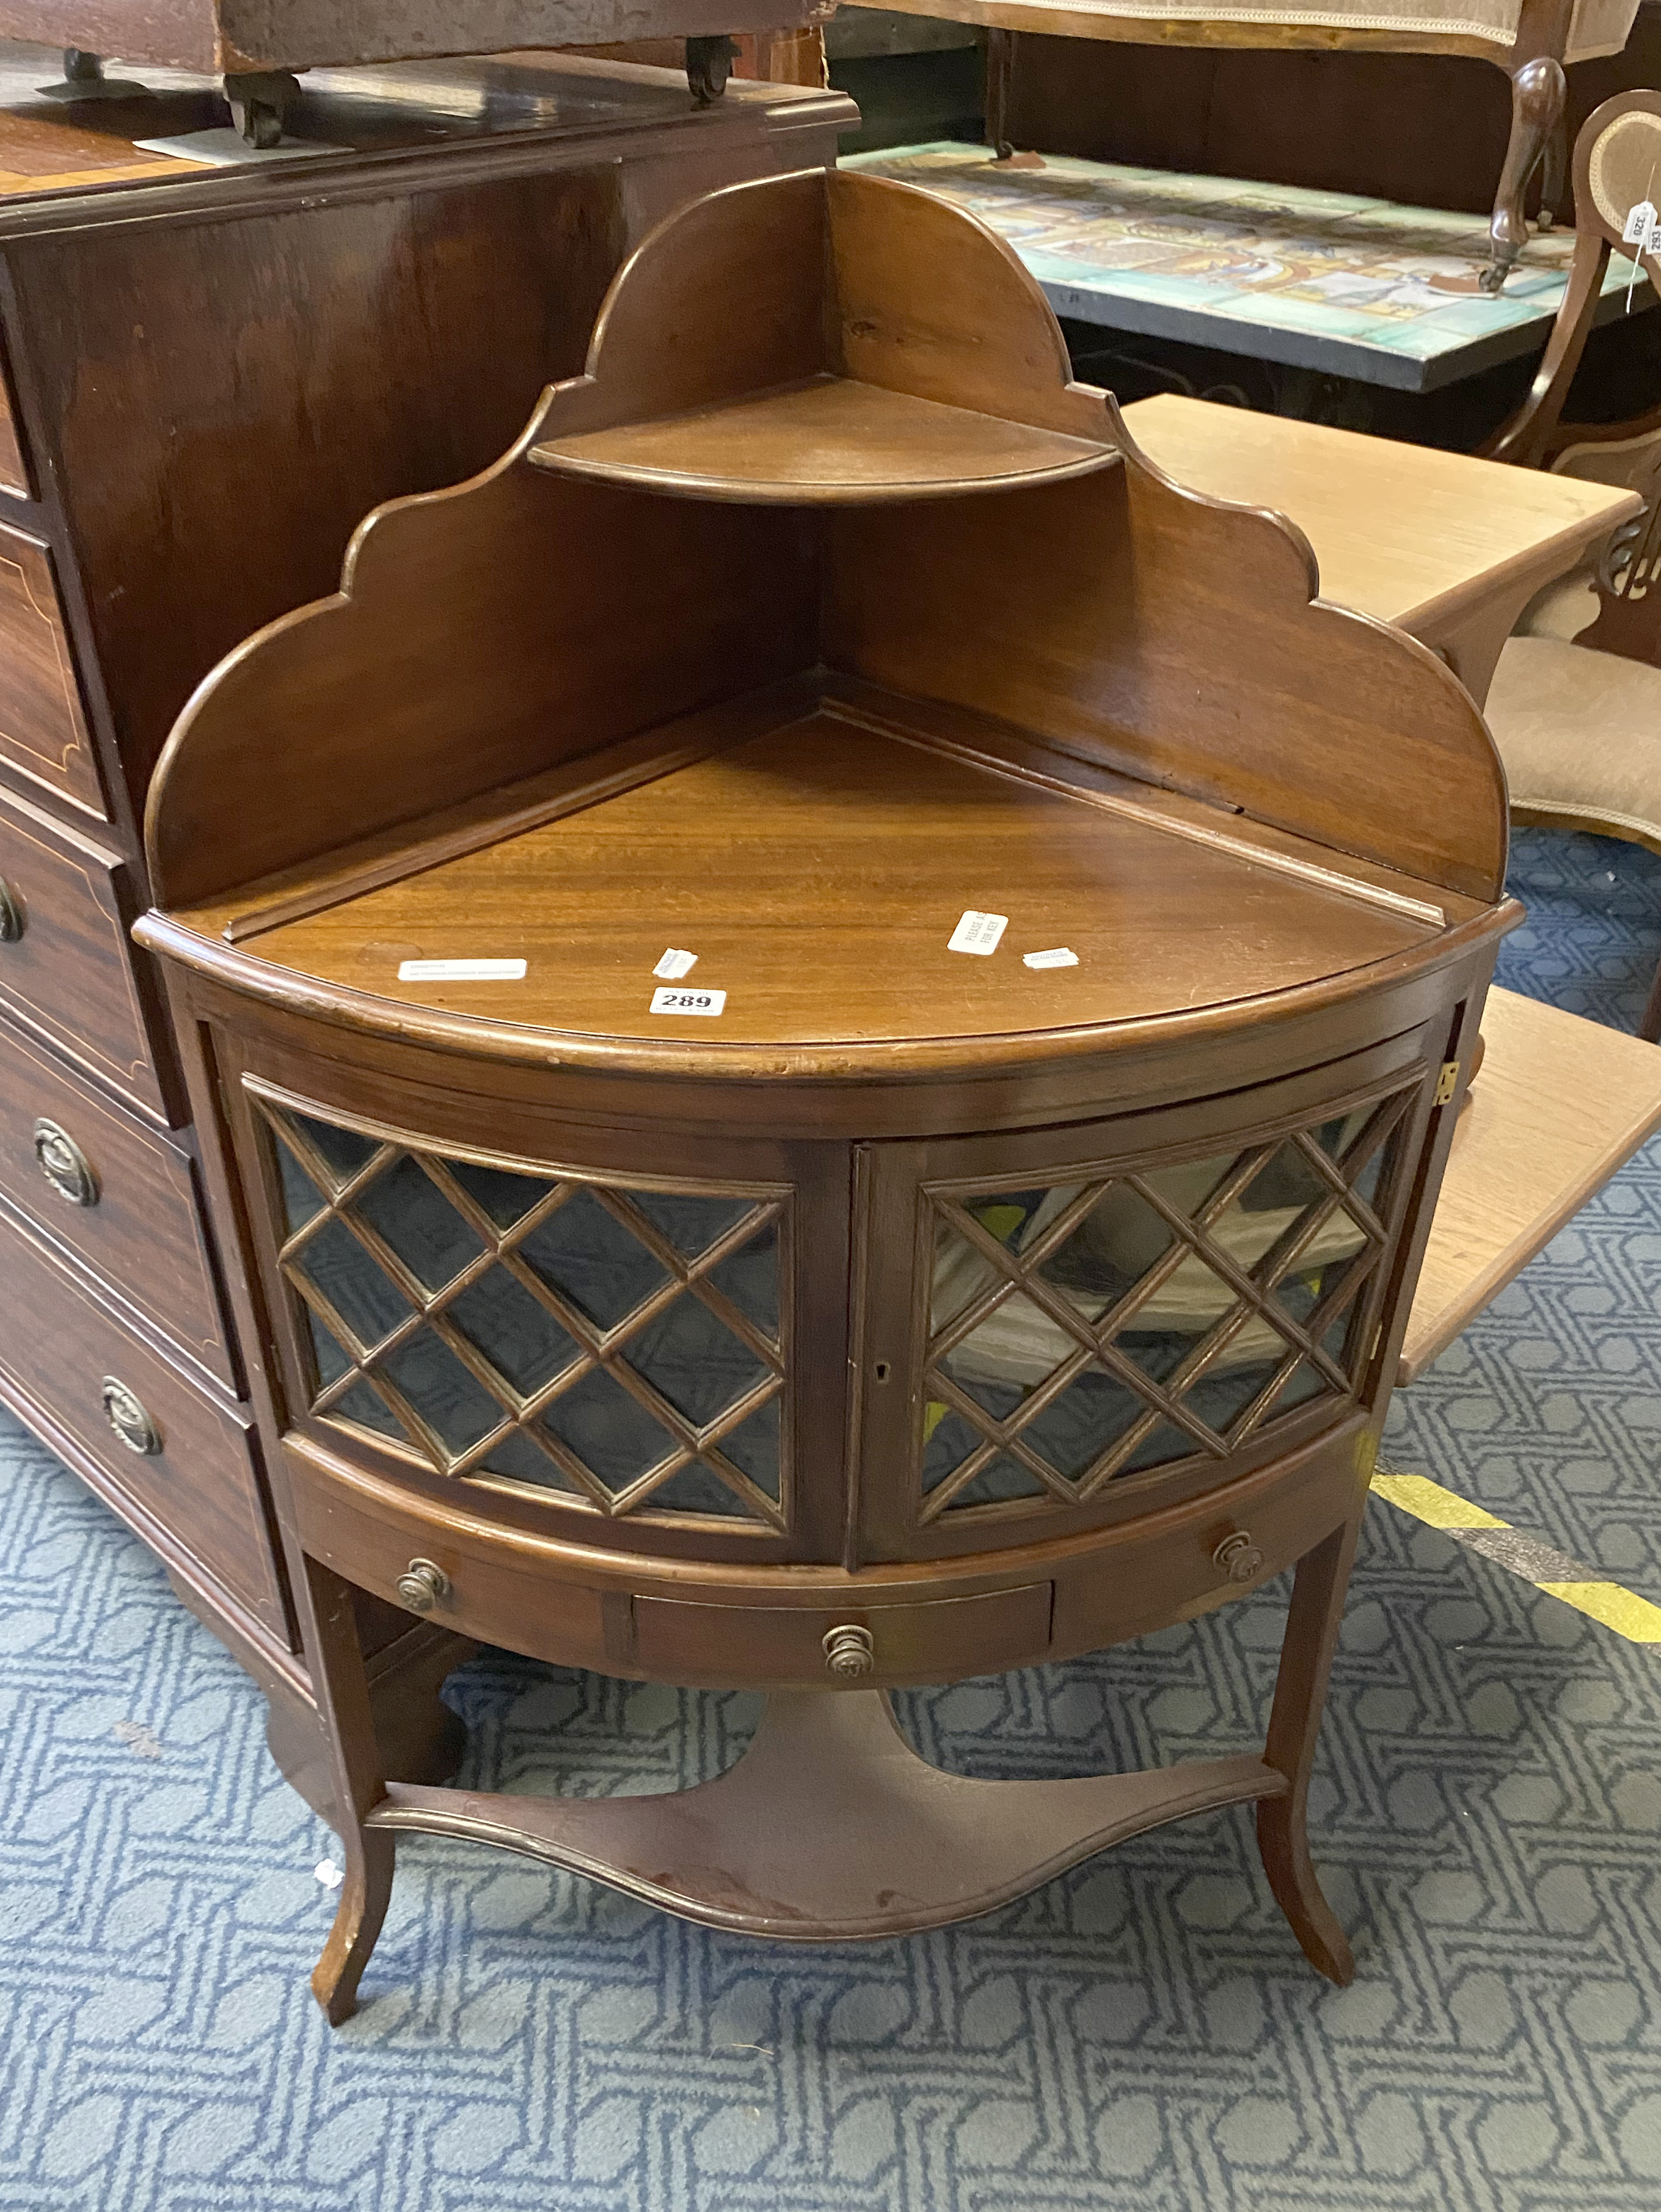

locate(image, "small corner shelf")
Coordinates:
528 374 1119 503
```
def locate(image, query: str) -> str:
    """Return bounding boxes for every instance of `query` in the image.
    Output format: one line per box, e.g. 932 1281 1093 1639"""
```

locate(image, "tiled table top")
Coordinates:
844 142 1657 391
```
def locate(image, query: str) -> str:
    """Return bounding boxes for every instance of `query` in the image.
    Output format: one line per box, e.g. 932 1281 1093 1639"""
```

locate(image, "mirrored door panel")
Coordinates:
855 1026 1443 1560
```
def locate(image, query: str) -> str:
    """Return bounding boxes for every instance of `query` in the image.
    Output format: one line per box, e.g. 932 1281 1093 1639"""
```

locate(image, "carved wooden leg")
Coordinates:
299 1555 397 2024
1485 56 1566 293
1538 115 1569 232
1257 1511 1362 1984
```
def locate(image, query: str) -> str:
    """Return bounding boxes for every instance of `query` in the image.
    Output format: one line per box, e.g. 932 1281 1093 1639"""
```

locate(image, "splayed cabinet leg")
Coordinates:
1258 1512 1363 1985
299 1556 398 2020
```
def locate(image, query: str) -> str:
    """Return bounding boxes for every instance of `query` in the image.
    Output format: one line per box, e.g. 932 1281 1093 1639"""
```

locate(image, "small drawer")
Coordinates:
1051 1422 1364 1663
0 1205 285 1631
0 522 101 816
0 1011 235 1387
632 1584 1054 1688
0 779 166 1117
288 1444 612 1673
284 1439 1053 1690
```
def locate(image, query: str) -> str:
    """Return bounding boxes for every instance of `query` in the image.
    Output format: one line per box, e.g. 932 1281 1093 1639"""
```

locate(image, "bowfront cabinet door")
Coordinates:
213 1038 854 1568
852 1026 1447 1564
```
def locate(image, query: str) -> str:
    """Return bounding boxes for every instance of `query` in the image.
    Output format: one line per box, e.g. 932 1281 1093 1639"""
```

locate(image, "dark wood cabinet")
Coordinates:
0 45 855 1795
137 166 1516 2017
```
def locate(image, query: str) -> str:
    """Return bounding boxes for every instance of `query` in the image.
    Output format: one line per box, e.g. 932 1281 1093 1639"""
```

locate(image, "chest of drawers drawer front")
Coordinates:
0 1012 235 1386
0 783 164 1117
0 522 101 816
0 1206 285 1630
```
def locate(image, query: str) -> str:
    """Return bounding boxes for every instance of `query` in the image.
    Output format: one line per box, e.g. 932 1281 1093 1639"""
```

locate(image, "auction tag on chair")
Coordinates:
653 947 698 980
947 910 1008 956
398 957 526 982
1624 198 1659 249
650 985 726 1018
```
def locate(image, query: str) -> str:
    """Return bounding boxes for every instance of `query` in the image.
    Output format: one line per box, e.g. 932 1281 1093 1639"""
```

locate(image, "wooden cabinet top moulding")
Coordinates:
139 165 1515 1106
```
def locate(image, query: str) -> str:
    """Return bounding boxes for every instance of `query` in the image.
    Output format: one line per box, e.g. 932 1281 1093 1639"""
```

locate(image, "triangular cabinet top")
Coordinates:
139 168 1512 1083
526 169 1119 503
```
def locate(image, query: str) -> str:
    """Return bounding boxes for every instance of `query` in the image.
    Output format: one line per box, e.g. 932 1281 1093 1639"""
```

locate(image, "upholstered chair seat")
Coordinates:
1486 632 1661 853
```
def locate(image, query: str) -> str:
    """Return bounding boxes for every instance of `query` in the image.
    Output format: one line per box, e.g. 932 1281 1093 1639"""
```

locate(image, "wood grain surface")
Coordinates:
0 1006 235 1385
535 374 1116 501
239 709 1435 1047
1400 985 1661 1382
0 520 99 814
0 780 163 1115
0 1197 282 1627
1122 393 1640 637
531 165 1117 494
0 4 831 78
828 415 1511 900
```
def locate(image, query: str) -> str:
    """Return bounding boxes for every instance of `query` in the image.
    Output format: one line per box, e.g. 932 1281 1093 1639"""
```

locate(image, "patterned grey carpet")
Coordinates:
4 826 1661 2212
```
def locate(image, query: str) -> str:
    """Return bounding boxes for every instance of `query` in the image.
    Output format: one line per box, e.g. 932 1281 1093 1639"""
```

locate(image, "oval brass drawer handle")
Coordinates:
0 875 22 942
823 1623 875 1678
101 1376 162 1458
34 1118 99 1208
396 1557 450 1613
1213 1532 1265 1585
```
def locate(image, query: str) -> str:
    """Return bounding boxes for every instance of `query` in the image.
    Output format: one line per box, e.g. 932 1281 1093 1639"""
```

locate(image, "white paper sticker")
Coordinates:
653 947 698 980
398 957 526 982
314 1858 344 1890
947 910 1009 956
1624 197 1658 246
650 985 726 1018
1023 947 1079 969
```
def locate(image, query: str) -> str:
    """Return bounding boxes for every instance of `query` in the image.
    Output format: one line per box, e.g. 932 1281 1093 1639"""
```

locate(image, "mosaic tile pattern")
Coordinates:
3 823 1661 2211
844 144 1656 387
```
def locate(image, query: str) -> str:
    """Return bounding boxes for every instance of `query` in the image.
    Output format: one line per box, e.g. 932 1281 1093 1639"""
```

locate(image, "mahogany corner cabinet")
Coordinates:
136 165 1518 2022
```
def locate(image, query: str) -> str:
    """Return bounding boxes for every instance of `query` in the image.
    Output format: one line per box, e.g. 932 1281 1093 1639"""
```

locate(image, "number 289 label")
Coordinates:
649 986 726 1018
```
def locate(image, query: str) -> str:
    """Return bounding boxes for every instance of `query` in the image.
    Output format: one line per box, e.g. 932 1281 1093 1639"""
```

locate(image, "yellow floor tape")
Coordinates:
1370 1471 1661 1644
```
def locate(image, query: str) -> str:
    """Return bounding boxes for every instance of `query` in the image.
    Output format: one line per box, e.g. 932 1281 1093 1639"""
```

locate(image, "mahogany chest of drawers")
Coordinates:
0 42 854 1805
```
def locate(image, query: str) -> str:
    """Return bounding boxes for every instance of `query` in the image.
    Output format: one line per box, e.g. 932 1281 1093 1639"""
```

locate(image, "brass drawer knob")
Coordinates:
823 1623 875 1678
101 1377 161 1458
396 1557 450 1613
34 1118 98 1208
1214 1532 1265 1585
0 875 21 942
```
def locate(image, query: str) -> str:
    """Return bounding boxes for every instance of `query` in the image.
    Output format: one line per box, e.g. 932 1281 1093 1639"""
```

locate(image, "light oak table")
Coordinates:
1401 985 1661 1382
1121 393 1642 705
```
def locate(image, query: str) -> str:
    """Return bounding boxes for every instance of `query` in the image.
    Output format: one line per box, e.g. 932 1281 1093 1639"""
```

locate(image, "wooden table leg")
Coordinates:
1538 114 1569 232
1257 1511 1362 1984
1485 0 1572 293
984 31 1044 170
